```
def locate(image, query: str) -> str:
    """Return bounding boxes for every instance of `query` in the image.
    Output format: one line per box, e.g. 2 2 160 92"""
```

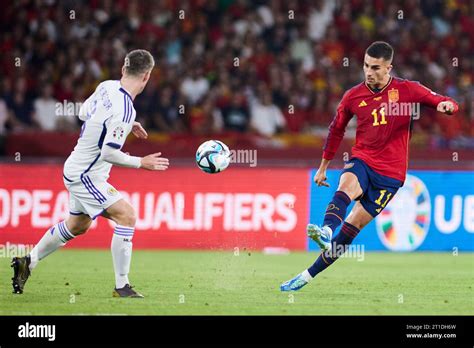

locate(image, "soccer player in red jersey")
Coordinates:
281 41 458 291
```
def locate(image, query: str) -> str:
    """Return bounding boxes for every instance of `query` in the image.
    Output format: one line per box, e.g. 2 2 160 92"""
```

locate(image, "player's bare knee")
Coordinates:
65 216 92 236
346 203 373 230
124 213 136 227
68 222 91 236
70 227 87 236
345 215 361 230
116 211 136 227
336 185 357 201
105 199 137 227
338 174 361 200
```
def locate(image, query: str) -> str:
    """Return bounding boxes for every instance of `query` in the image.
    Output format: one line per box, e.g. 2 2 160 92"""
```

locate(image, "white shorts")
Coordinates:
63 174 123 219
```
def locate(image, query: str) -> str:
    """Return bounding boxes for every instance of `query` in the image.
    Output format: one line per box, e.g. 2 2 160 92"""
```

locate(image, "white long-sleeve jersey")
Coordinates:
63 80 141 182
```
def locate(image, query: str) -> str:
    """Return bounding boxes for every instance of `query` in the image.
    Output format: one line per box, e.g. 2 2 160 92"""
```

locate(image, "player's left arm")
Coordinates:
131 121 148 139
408 81 459 115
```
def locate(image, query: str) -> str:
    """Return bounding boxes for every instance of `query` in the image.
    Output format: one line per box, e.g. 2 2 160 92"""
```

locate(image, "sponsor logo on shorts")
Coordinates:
107 187 118 196
344 163 354 169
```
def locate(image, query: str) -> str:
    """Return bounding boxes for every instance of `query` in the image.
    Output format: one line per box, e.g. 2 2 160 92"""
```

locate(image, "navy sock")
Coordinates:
322 191 351 232
307 222 360 277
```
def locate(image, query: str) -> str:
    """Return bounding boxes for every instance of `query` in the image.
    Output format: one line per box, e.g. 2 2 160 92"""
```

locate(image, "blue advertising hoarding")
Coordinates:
308 169 474 251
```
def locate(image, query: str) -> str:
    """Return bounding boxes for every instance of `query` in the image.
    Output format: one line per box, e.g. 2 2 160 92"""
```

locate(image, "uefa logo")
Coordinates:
376 174 431 251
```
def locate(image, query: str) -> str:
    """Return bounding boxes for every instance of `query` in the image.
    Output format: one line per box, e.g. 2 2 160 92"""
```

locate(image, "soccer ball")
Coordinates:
196 140 231 174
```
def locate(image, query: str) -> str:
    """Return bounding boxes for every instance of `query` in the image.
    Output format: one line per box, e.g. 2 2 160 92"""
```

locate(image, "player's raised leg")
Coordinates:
281 171 363 292
307 171 363 251
12 214 92 294
102 199 143 298
306 202 373 277
281 201 373 291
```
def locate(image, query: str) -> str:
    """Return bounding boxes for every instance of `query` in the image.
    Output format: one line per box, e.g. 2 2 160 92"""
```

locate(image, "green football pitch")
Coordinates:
1 250 472 315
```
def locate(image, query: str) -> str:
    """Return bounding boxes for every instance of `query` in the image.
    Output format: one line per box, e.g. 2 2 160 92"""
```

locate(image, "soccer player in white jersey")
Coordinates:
11 49 169 298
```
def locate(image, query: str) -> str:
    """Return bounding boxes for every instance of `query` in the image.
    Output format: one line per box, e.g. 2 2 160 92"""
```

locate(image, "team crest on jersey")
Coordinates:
107 187 118 196
388 88 399 103
113 126 124 140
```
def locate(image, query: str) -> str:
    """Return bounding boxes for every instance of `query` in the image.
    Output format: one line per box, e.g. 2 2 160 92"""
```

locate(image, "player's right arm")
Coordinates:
315 91 353 187
100 115 169 171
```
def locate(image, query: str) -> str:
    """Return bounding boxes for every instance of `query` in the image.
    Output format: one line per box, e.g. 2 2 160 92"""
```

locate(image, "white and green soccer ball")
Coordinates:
196 140 231 174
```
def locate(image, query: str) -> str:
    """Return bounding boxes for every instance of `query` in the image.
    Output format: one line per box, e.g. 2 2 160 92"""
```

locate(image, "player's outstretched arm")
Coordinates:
140 152 169 171
409 81 459 115
314 158 331 187
100 144 169 171
100 114 169 170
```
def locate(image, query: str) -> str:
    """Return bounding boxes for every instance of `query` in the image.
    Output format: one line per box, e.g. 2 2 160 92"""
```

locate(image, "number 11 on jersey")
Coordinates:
372 107 387 126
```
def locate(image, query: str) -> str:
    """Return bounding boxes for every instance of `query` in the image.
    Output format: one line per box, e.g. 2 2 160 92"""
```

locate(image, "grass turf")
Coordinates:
0 250 472 315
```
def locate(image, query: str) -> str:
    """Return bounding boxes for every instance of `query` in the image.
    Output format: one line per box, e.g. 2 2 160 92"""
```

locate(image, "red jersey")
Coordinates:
323 77 459 182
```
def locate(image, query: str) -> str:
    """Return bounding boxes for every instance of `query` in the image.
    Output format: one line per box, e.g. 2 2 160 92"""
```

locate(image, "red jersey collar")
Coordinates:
364 76 393 94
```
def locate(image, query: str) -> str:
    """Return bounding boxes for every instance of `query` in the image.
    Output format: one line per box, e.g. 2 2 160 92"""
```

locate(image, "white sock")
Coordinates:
301 269 313 282
111 225 135 289
29 221 75 270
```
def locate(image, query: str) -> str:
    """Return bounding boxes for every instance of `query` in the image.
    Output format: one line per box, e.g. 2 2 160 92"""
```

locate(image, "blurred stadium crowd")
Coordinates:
0 0 472 148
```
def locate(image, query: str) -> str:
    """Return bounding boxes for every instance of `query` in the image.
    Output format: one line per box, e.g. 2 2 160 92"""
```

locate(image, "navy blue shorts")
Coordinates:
340 158 403 217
